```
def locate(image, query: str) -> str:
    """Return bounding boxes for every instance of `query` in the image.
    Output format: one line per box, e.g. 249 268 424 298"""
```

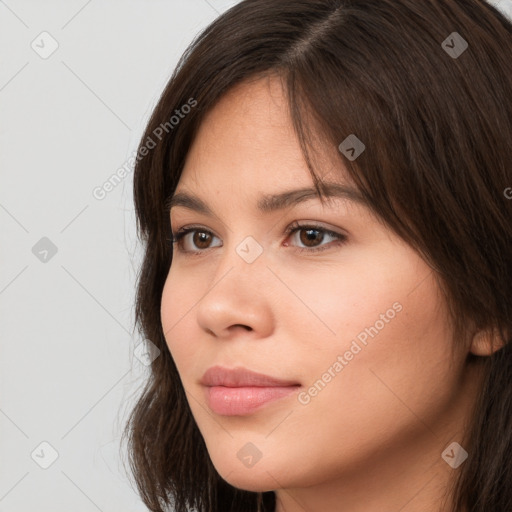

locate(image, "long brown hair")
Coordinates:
121 1 512 510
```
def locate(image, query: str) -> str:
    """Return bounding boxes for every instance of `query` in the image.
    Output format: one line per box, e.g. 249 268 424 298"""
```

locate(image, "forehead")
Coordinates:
177 75 351 195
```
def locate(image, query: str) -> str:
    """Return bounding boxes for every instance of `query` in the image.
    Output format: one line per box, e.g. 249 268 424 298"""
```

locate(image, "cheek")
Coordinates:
160 268 202 373
271 248 419 354
264 273 457 486
298 266 456 444
288 249 456 418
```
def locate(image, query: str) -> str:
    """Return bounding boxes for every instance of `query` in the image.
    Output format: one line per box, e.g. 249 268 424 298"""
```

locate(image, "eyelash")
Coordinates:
170 221 347 257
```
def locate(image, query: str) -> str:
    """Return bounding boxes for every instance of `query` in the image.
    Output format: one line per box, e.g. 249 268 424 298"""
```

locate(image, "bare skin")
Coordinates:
161 75 497 512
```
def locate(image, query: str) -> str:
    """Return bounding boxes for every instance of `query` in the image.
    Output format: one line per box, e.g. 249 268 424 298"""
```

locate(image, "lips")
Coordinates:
200 365 300 387
200 365 301 416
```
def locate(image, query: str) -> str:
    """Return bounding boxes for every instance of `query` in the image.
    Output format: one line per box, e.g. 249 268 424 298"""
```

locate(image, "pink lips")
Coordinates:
200 366 301 416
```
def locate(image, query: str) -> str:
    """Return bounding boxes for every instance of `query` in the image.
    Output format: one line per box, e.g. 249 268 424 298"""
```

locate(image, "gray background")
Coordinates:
1 0 511 511
0 1 240 511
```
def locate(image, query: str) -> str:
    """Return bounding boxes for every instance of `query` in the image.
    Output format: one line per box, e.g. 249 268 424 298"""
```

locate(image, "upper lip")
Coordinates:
200 365 300 387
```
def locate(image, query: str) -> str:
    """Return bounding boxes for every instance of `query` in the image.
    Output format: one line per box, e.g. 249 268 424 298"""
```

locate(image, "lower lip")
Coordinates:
204 385 299 416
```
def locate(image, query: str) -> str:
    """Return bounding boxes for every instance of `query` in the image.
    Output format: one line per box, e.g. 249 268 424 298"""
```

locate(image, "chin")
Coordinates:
221 471 277 493
210 457 281 493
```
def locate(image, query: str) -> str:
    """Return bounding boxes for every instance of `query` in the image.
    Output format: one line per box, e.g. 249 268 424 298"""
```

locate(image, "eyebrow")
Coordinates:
166 183 367 216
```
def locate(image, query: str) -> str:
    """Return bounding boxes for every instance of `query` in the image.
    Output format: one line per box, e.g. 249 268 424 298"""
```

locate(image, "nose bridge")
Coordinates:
212 233 267 292
195 232 273 336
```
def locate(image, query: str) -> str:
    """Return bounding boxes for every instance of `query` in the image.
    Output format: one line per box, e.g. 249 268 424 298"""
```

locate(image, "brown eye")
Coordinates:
172 223 346 256
172 227 222 252
286 224 346 252
193 231 213 249
299 228 325 247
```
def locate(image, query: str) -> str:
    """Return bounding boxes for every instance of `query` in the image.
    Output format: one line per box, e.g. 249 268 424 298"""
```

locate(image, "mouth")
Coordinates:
200 365 301 416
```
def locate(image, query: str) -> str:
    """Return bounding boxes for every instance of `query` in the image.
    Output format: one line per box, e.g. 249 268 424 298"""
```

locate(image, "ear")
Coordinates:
469 327 506 356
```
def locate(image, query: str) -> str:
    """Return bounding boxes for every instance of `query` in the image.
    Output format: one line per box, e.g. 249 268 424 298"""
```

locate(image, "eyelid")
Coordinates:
171 224 222 242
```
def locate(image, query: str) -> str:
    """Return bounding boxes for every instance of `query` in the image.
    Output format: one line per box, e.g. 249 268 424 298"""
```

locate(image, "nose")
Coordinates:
195 248 275 340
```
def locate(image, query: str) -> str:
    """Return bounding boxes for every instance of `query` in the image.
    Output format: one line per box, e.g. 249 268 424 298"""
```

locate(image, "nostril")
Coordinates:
233 324 252 331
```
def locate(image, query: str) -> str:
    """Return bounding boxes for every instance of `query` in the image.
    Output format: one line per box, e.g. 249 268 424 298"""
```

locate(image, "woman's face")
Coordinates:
161 76 478 505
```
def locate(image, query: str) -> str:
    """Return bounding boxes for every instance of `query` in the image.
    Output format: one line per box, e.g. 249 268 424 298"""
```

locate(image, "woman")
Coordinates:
122 1 512 511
